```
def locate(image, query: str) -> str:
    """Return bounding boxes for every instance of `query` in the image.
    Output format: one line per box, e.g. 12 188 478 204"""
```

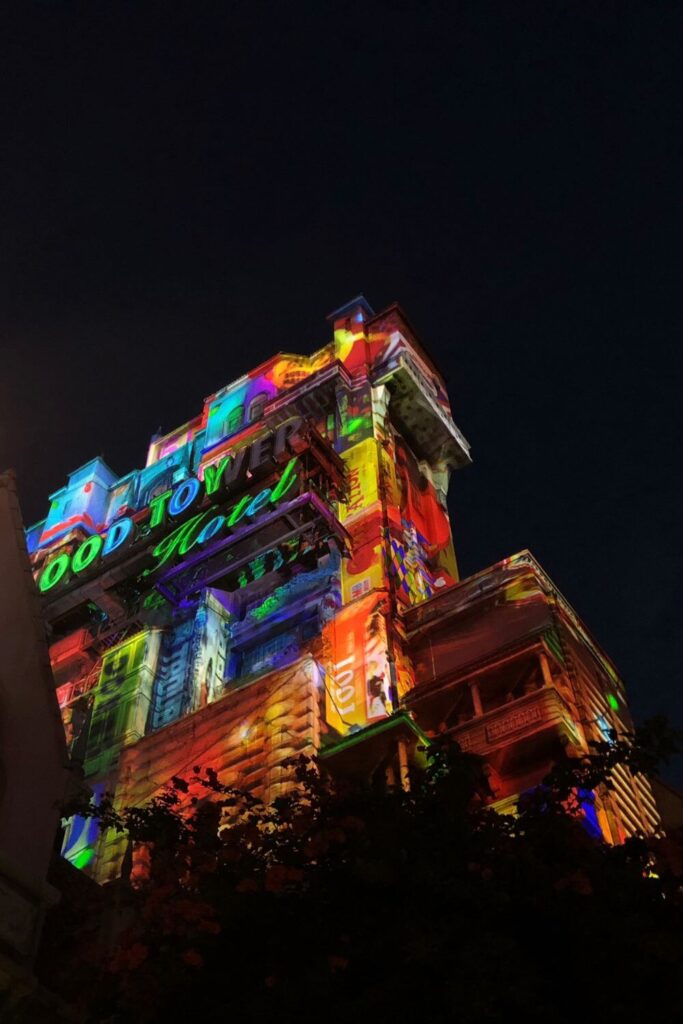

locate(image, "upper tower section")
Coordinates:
27 298 472 744
28 297 470 558
328 296 470 483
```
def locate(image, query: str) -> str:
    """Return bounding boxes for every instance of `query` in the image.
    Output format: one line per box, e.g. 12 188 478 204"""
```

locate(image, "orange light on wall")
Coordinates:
323 592 391 735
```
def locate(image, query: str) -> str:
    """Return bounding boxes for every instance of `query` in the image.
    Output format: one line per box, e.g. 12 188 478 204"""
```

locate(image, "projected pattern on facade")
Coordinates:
29 297 659 880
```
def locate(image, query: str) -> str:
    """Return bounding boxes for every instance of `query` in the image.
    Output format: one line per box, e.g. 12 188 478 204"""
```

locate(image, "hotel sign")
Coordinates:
38 419 303 594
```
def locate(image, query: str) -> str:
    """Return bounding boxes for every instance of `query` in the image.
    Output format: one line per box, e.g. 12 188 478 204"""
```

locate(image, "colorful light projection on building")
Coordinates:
30 298 459 551
29 297 484 881
84 630 162 778
29 298 659 875
62 783 105 870
38 459 118 549
37 425 302 594
323 593 393 734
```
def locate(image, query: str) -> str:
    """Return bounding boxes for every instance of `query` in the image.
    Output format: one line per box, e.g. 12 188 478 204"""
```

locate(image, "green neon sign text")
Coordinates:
72 534 103 574
144 458 299 575
38 455 301 594
38 553 71 593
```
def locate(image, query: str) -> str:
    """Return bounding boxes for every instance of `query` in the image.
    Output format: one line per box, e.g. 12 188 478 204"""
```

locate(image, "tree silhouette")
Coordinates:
39 719 683 1024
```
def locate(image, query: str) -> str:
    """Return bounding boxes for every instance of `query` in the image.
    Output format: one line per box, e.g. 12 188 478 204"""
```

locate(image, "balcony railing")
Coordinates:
450 685 580 756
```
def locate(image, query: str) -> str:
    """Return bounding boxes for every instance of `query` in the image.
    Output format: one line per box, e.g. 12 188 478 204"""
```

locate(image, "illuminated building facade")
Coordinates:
27 297 658 880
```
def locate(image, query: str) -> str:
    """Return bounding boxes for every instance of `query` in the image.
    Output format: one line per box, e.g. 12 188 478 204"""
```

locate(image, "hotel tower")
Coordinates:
27 297 659 880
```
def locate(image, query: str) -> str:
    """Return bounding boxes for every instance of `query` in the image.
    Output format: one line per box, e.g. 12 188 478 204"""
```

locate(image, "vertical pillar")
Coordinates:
397 737 411 792
539 651 554 689
469 680 483 717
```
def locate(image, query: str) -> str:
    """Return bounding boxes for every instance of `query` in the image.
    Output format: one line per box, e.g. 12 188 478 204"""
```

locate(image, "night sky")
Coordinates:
2 2 682 770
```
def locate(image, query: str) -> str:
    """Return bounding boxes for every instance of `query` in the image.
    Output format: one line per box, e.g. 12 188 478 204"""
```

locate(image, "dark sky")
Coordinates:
2 1 682 765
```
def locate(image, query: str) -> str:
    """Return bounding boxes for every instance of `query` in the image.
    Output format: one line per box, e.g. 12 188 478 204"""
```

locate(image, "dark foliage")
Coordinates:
40 719 683 1024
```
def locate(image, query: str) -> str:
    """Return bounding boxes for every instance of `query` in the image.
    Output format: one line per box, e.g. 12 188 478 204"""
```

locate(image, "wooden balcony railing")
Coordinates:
451 685 580 756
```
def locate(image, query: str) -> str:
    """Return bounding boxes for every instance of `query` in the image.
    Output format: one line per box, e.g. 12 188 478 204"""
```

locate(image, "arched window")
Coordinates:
149 478 171 501
247 393 268 424
226 404 244 435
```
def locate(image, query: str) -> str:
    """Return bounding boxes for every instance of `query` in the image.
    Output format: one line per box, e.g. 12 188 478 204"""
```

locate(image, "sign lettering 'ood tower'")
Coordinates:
28 297 659 879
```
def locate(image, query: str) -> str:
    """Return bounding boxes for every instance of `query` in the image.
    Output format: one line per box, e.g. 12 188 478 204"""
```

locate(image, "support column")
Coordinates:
397 737 411 792
469 680 483 717
538 651 554 689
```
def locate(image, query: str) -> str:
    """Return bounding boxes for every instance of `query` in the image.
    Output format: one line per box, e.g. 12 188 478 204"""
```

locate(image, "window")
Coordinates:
596 714 616 744
247 393 268 424
226 404 244 435
240 629 299 677
150 479 171 500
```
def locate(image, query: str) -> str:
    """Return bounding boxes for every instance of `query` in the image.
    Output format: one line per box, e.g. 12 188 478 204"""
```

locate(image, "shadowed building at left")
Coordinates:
0 471 71 1014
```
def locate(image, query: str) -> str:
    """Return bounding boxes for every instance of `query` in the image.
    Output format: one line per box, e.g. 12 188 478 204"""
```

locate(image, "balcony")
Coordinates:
450 685 581 758
405 555 560 693
377 352 471 468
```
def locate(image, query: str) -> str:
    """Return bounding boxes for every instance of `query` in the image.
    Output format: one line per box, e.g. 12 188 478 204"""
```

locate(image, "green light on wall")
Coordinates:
73 848 95 870
342 415 369 435
250 592 284 621
607 693 619 711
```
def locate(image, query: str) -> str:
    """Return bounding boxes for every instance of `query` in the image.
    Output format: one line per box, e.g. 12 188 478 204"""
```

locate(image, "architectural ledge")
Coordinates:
377 355 471 468
320 712 430 777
